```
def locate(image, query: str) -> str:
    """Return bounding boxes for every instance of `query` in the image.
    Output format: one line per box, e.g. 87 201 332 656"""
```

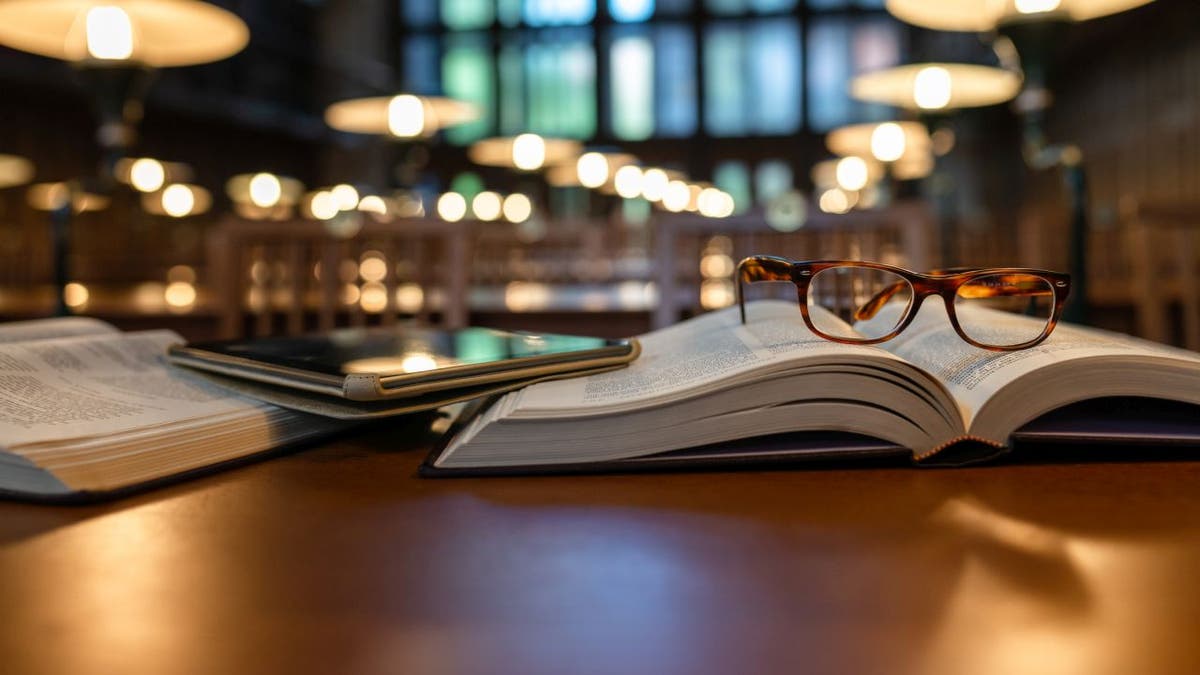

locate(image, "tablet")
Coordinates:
168 325 639 402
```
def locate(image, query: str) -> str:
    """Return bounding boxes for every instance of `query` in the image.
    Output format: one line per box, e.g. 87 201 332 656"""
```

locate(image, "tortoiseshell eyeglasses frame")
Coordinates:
735 256 1072 352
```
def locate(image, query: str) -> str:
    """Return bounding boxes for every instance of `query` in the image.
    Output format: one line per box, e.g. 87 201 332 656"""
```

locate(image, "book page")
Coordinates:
864 301 1200 423
0 316 118 344
0 330 276 449
508 300 902 415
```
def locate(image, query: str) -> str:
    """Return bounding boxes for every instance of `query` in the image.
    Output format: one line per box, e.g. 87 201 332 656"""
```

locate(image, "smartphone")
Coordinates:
167 325 639 401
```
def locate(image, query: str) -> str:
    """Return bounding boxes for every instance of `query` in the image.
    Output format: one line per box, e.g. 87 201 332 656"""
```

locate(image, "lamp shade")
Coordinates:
885 0 1154 32
468 135 582 172
0 0 249 66
851 63 1022 111
826 121 931 163
324 95 480 138
0 154 34 188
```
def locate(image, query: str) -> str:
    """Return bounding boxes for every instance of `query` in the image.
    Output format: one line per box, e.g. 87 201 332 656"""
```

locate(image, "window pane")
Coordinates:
703 24 745 136
705 0 747 15
807 16 900 131
654 24 696 137
750 0 797 12
403 0 438 28
524 0 596 26
610 0 656 22
498 0 523 26
527 31 597 138
498 44 526 135
610 33 655 140
748 19 801 134
442 35 494 144
441 0 494 30
402 35 440 94
755 160 793 205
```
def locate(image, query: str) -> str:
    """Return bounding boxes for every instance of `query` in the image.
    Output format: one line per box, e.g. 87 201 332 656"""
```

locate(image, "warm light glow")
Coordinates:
129 158 164 192
401 353 438 373
641 168 669 201
504 281 552 312
913 65 953 110
331 184 359 211
248 173 282 208
85 6 134 61
576 152 609 188
357 195 387 215
360 282 388 313
164 281 197 308
394 283 424 313
161 184 195 217
309 191 338 220
512 133 546 171
359 257 388 283
835 156 870 192
613 165 643 199
819 187 852 214
472 191 502 221
700 253 735 279
662 180 691 212
502 193 533 223
387 94 425 137
871 122 907 162
63 282 89 308
437 192 467 222
0 154 33 188
697 188 735 218
340 283 360 306
1015 0 1062 14
700 279 735 310
167 264 196 284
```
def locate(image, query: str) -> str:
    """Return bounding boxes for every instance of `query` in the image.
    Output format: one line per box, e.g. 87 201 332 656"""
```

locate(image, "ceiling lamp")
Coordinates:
141 183 212 218
468 134 582 172
114 157 192 193
0 0 249 67
226 172 304 220
324 95 480 139
826 121 931 164
851 63 1023 111
0 154 34 188
885 0 1153 33
546 150 637 188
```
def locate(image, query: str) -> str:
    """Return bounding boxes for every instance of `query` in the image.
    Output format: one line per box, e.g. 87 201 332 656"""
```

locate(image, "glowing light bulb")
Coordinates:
502 193 532 223
387 94 425 138
576 152 609 188
310 191 337 220
1015 0 1062 14
870 123 906 163
662 180 690 212
331 184 359 211
357 195 387 215
63 282 89 308
437 192 467 222
819 188 851 214
248 173 282 208
129 158 164 193
641 168 669 201
85 6 134 61
613 165 643 199
161 184 195 217
835 157 870 192
512 134 546 171
472 191 502 221
164 282 197 308
698 188 735 218
913 66 953 110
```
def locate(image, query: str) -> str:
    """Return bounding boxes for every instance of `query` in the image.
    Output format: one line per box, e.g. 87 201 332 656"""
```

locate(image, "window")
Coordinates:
807 15 900 132
704 19 802 137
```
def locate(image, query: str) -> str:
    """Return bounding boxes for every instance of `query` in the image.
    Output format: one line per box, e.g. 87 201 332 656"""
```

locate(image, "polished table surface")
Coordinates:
3 427 1200 675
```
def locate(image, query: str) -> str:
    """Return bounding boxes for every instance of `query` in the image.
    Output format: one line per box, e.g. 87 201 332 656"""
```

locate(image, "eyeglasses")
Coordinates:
736 256 1071 351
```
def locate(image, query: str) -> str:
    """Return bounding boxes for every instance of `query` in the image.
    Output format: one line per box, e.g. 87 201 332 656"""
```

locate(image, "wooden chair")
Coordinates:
206 216 470 338
651 201 937 328
1123 202 1200 349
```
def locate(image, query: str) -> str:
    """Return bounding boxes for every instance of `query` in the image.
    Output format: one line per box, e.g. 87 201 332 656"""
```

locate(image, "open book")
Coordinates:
0 317 349 500
426 299 1200 473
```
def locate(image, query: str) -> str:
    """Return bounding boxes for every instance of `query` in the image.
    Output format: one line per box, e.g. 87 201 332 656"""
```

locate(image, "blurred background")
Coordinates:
0 0 1195 345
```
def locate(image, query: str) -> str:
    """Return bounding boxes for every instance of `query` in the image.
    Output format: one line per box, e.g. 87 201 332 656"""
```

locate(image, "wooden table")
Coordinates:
3 427 1200 675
